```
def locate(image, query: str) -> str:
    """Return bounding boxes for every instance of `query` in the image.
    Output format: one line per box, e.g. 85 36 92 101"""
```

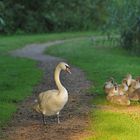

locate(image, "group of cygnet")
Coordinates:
104 74 140 105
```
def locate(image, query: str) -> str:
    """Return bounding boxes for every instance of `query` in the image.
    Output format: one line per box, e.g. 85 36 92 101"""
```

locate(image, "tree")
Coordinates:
1 0 109 34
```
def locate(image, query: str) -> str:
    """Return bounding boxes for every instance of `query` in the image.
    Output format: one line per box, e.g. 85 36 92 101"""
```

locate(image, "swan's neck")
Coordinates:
54 66 65 92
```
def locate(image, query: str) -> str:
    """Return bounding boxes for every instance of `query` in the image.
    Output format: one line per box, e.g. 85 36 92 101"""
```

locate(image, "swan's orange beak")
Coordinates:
66 67 71 74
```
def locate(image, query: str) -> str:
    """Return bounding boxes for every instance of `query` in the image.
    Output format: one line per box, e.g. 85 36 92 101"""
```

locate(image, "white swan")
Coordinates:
34 62 71 124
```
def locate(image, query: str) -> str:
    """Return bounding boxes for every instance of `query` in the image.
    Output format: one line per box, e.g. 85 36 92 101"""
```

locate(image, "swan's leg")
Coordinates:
42 114 47 125
56 112 60 124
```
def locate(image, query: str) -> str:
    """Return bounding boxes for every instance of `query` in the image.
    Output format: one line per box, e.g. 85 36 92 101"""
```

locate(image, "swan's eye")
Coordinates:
65 65 70 69
111 80 114 84
65 65 71 74
124 80 127 84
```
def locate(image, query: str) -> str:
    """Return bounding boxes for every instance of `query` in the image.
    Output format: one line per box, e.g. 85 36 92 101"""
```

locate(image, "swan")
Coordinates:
134 79 140 89
129 88 140 101
118 79 128 95
135 76 140 81
33 62 71 124
127 79 140 100
104 77 114 94
124 74 135 87
106 83 119 97
127 79 140 95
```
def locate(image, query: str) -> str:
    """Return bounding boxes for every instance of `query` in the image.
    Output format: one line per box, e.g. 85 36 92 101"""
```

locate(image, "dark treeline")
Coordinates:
0 0 108 34
1 0 140 52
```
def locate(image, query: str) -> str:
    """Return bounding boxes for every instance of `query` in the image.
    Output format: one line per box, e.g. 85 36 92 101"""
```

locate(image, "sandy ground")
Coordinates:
1 39 93 140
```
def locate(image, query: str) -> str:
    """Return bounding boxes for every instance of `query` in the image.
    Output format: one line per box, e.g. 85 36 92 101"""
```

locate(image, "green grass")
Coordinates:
0 57 41 128
0 32 96 128
46 38 140 94
0 103 16 126
87 110 140 140
0 32 99 53
46 38 140 140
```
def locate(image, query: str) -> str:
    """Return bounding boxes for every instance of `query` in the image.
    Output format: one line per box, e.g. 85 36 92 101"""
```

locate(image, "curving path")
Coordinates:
1 38 92 140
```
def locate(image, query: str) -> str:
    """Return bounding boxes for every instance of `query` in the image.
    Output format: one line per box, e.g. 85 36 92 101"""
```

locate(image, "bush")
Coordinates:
1 0 109 34
121 17 140 52
0 1 5 33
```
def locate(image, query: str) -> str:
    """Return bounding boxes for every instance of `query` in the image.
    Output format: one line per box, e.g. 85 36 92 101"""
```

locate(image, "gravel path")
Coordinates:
1 39 92 140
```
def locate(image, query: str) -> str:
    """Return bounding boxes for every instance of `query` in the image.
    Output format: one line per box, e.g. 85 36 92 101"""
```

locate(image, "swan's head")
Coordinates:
122 79 129 91
104 77 114 89
109 77 114 84
58 62 71 74
125 74 132 86
126 73 132 79
104 81 114 89
122 79 128 87
114 83 118 91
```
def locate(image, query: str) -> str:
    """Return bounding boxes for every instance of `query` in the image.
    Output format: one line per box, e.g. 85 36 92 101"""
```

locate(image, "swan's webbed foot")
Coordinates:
57 112 60 124
42 114 47 125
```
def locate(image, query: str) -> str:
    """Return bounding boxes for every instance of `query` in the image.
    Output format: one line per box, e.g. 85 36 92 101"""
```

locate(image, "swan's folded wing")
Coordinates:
38 90 58 103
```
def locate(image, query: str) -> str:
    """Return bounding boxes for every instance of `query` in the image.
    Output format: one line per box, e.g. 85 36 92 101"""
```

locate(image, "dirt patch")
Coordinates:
1 40 92 140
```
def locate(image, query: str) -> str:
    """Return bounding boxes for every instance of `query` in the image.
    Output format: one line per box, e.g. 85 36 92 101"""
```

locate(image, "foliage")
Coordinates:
105 0 140 52
0 1 5 32
0 0 108 34
1 0 140 38
121 17 140 52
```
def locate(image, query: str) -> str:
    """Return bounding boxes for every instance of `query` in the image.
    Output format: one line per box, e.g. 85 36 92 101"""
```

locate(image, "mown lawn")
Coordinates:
0 56 41 128
46 38 140 140
87 110 140 140
46 38 140 93
0 32 95 129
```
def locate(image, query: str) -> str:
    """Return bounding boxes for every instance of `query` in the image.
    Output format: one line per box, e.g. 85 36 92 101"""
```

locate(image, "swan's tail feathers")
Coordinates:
32 102 41 113
32 99 41 113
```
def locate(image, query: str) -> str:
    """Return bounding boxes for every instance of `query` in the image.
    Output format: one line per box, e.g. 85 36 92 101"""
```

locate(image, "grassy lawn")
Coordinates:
0 57 41 128
0 32 99 53
87 110 140 140
46 38 140 93
0 32 96 129
46 38 140 139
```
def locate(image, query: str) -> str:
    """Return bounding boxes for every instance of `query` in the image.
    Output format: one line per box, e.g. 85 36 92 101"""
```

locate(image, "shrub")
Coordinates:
121 17 140 52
